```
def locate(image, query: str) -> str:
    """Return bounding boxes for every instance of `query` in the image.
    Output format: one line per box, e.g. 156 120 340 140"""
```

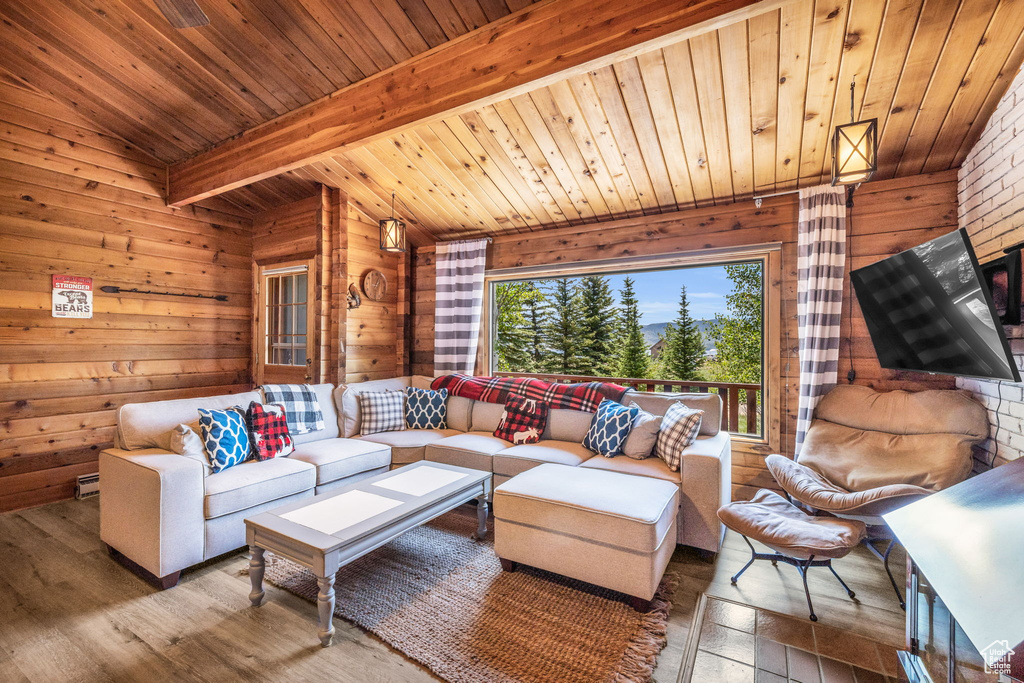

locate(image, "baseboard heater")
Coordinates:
75 472 100 499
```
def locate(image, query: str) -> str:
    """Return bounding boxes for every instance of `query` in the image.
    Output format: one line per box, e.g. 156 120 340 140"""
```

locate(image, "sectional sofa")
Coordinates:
100 376 732 588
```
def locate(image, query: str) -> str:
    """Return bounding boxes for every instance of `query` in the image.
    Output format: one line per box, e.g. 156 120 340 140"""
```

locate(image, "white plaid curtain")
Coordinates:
795 185 847 455
434 238 488 375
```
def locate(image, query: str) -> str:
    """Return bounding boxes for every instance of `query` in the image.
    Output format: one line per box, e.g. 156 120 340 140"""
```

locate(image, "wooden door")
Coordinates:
255 260 316 385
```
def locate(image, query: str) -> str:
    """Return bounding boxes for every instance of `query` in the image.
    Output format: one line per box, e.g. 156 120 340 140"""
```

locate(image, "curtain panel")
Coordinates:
434 239 489 375
795 186 848 454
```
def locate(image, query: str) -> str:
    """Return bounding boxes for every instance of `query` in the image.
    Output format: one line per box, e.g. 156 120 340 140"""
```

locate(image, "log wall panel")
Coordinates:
410 171 959 500
0 80 254 512
345 209 401 383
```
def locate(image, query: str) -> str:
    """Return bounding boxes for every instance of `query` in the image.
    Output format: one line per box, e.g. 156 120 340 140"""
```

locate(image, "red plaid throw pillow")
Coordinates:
247 401 295 461
493 394 549 445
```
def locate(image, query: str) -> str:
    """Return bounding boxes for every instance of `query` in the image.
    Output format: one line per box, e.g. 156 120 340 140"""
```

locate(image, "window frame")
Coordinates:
481 244 781 449
254 259 316 385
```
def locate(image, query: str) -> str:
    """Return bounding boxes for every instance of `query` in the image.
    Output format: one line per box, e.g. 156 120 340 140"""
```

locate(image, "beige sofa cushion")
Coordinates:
203 457 315 519
628 392 722 436
359 429 460 465
169 423 211 474
579 452 680 484
335 377 412 437
544 409 594 442
492 440 593 477
470 401 505 432
289 438 391 486
622 407 661 459
493 463 679 553
425 432 507 471
447 396 473 432
410 375 434 390
717 489 866 560
799 421 978 492
118 390 261 451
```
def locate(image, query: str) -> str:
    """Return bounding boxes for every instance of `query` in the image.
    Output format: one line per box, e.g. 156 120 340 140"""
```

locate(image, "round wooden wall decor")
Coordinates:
362 269 388 301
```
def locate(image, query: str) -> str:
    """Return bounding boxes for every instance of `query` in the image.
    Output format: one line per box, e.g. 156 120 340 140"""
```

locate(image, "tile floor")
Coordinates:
685 596 902 683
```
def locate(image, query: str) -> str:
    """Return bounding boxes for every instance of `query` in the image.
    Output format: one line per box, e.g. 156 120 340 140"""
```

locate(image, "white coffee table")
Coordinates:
244 461 491 647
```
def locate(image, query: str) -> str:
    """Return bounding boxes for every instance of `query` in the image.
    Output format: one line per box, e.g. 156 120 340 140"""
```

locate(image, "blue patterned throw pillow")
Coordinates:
406 387 448 429
582 399 640 457
198 407 250 473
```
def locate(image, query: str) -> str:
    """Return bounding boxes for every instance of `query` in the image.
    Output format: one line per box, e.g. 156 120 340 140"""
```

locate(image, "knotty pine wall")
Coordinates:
0 79 254 512
956 64 1024 469
345 206 403 383
411 171 959 500
250 193 406 385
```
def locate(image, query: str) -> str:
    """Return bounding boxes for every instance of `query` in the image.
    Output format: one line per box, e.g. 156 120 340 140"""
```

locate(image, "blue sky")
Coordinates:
522 264 737 324
605 266 733 324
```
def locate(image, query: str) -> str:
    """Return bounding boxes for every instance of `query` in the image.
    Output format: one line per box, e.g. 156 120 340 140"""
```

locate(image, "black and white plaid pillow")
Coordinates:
359 390 406 436
261 384 325 435
655 403 704 472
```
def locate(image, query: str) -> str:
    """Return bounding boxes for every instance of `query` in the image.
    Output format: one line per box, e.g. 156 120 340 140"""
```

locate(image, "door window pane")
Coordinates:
265 271 309 367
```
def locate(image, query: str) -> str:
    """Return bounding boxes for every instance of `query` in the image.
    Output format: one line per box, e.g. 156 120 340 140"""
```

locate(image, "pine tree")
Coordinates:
540 278 587 374
577 275 619 377
494 281 543 372
660 286 705 380
523 285 546 370
615 277 650 378
705 263 763 384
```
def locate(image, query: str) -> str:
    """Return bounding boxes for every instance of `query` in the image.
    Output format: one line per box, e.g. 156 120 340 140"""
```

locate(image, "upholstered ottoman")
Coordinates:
493 463 679 611
717 489 867 621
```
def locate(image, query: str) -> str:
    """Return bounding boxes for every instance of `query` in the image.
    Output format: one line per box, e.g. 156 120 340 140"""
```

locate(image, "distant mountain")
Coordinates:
641 320 715 351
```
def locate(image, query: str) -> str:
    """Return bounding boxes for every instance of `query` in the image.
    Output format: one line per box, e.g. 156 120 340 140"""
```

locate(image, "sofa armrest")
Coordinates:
678 431 732 553
99 448 205 580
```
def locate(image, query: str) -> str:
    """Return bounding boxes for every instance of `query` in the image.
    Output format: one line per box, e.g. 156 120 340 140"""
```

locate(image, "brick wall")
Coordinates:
957 63 1024 469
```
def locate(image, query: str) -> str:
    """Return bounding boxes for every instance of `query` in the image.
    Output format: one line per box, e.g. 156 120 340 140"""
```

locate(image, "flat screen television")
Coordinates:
851 227 1021 382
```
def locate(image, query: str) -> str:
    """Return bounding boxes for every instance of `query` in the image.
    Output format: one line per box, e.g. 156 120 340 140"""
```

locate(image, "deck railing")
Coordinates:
494 371 762 435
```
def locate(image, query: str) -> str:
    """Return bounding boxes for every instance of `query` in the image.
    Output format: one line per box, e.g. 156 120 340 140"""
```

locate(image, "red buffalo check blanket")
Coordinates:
430 374 630 412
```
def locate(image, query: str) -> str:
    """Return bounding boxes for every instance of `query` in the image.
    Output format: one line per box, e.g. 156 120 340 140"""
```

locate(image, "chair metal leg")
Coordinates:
882 539 906 610
862 536 907 611
827 563 857 599
731 536 758 585
798 556 818 622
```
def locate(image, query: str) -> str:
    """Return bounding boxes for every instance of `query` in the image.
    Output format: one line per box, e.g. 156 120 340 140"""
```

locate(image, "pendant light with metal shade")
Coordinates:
831 77 877 186
379 191 407 253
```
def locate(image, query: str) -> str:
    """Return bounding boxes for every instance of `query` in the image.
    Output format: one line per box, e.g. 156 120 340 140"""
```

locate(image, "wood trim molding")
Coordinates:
166 0 784 207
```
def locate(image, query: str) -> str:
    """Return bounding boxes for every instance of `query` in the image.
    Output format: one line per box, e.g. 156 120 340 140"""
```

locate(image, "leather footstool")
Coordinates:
717 489 867 621
493 463 679 611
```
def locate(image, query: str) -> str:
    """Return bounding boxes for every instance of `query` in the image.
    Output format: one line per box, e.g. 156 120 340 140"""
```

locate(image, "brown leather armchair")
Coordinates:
766 384 989 607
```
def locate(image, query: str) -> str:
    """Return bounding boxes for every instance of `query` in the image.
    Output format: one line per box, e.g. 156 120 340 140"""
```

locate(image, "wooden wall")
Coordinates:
345 207 403 383
411 171 959 499
0 78 254 511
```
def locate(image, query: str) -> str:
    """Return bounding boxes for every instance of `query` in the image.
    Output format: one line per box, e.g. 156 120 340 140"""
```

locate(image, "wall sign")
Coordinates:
52 275 93 319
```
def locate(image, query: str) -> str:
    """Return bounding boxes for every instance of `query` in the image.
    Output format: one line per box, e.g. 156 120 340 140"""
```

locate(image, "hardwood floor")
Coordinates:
0 498 905 682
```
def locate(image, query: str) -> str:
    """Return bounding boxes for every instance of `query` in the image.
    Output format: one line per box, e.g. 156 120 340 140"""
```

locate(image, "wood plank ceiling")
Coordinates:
2 0 1022 235
286 0 1024 244
0 0 537 211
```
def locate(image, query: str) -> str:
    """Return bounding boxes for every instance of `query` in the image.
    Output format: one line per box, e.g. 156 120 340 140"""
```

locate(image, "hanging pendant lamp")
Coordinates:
831 77 878 186
379 191 407 253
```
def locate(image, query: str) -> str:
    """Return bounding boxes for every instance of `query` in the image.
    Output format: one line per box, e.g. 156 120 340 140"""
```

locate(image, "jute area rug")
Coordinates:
255 510 677 683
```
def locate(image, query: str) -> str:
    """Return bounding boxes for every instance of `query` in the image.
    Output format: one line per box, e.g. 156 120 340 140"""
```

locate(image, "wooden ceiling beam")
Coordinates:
166 0 788 207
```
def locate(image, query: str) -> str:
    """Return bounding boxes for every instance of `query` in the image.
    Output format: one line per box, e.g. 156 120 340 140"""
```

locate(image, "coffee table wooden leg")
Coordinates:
317 574 335 647
473 494 488 540
248 546 265 607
